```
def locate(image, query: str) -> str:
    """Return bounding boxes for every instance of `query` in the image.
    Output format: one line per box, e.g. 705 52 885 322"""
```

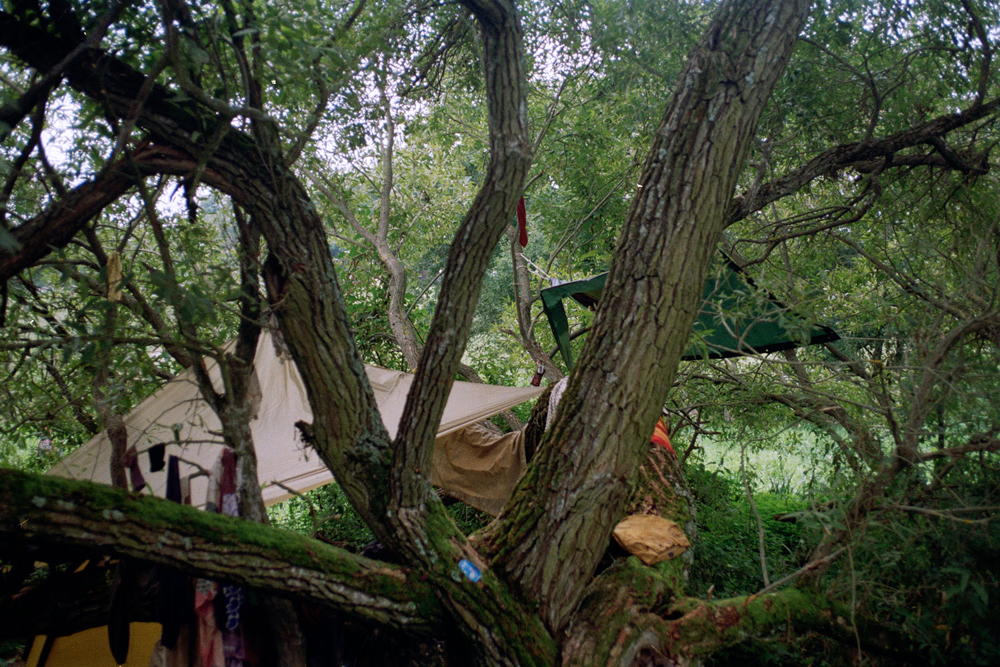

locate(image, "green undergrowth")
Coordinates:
687 463 815 599
687 465 856 667
689 462 1000 666
830 474 1000 666
268 482 493 552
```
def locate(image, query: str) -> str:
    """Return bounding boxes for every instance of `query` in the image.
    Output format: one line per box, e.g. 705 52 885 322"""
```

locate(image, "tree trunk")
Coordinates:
507 225 564 382
484 0 812 633
627 444 697 574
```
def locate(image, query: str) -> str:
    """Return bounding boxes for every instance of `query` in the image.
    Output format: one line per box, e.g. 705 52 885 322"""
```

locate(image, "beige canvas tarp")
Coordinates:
49 331 542 514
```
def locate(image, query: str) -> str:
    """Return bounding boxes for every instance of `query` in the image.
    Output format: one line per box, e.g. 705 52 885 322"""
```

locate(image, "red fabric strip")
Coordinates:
517 196 527 248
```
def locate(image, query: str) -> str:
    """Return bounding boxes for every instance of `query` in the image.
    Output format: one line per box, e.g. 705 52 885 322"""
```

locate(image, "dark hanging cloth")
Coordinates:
166 455 181 502
108 559 131 664
148 443 167 472
124 445 146 492
219 448 237 505
156 456 191 649
517 197 528 248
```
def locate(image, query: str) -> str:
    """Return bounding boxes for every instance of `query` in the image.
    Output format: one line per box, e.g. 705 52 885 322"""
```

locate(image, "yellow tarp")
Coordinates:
26 623 160 667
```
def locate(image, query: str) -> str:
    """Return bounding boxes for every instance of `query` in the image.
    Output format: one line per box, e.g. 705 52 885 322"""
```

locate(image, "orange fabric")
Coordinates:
650 418 675 456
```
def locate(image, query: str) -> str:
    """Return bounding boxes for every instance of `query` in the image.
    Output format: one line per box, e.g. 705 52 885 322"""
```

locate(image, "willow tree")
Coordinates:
2 0 998 665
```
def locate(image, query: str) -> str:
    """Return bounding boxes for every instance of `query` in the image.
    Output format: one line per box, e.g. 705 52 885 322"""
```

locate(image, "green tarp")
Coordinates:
541 258 840 369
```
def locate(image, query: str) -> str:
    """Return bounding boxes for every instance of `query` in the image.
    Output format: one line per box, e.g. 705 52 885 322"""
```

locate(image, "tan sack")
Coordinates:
612 514 691 566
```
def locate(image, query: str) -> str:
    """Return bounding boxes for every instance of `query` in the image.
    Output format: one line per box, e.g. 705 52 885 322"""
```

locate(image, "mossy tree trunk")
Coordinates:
482 0 811 634
1 468 877 663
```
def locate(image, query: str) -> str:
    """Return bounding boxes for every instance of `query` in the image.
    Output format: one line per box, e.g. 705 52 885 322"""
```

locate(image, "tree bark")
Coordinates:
726 97 1000 227
0 469 444 635
484 0 812 633
374 76 424 370
0 147 167 281
507 225 564 381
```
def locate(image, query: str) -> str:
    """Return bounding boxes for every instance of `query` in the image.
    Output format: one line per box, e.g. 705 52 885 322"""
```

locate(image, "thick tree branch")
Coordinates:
560 558 679 667
915 437 1000 461
0 151 149 280
728 98 1000 226
0 469 443 635
372 2 557 663
663 589 887 660
392 0 532 503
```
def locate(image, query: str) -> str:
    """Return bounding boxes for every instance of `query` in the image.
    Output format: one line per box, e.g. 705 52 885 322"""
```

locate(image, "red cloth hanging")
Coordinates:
517 197 528 248
650 418 675 456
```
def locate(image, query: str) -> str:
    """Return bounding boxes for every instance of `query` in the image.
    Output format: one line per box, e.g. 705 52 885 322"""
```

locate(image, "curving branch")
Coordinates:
727 97 1000 228
0 469 443 635
0 158 134 281
959 0 993 109
391 0 532 512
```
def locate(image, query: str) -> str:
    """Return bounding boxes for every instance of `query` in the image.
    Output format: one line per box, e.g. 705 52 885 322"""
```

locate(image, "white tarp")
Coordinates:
49 331 542 509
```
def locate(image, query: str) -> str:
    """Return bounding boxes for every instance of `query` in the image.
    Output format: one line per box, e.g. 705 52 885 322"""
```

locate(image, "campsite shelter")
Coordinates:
541 256 840 368
29 331 542 666
49 330 543 513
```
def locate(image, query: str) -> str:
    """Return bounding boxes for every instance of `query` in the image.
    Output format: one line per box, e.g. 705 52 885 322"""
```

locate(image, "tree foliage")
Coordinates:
2 0 1000 665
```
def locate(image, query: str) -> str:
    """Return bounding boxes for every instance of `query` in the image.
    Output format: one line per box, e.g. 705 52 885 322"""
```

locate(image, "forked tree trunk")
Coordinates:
484 0 812 637
0 1 813 665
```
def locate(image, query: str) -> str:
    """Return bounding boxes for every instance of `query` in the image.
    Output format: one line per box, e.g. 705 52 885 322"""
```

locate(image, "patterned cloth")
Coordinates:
217 448 245 666
222 584 245 632
194 448 246 667
194 578 224 667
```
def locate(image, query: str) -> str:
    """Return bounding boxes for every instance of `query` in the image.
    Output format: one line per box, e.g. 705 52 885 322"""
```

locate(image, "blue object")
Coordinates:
458 559 481 582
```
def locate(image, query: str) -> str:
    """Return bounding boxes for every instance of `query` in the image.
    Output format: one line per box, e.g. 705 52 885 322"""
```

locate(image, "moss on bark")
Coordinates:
0 469 443 634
